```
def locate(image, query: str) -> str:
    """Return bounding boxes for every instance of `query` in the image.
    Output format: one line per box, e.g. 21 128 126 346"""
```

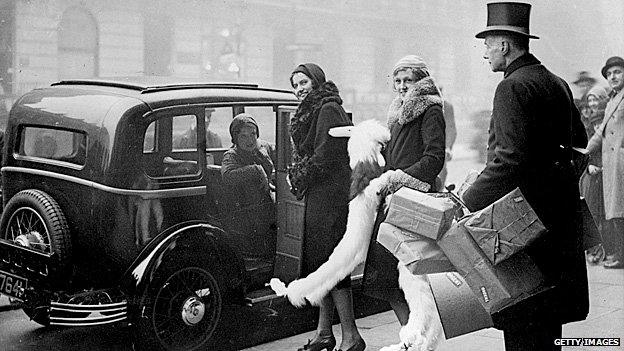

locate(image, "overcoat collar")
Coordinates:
386 76 442 129
599 88 624 136
289 80 341 150
504 53 540 78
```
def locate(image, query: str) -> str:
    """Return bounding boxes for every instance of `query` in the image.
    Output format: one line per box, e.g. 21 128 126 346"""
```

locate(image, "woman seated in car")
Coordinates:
221 113 275 205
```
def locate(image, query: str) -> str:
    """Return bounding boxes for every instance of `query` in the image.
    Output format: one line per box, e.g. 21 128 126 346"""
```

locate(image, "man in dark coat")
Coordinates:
462 3 589 351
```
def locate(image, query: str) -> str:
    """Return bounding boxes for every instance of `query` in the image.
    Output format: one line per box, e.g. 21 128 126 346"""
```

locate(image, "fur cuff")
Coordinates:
378 169 431 197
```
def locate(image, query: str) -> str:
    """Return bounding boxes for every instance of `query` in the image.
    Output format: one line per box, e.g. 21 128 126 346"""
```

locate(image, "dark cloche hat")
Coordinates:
475 2 539 39
601 56 624 79
573 71 597 85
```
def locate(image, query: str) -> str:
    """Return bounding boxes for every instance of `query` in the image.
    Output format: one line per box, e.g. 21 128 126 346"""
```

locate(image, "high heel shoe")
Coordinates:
335 338 366 351
297 333 336 351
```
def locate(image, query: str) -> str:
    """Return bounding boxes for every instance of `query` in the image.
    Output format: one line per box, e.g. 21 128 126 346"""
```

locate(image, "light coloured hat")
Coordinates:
392 55 429 76
586 85 608 101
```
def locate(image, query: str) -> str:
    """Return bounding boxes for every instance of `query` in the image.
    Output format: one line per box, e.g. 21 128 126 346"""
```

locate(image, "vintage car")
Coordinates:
0 78 352 350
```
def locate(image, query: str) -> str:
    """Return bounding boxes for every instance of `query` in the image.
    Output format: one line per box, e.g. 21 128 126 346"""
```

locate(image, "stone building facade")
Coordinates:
1 0 622 128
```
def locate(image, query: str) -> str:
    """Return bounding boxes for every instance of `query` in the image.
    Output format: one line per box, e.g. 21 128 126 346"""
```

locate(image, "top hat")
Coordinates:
475 2 539 39
601 56 624 78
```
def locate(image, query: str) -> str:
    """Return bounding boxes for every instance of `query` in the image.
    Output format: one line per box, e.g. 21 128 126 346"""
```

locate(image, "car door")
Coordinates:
273 106 304 283
139 107 209 242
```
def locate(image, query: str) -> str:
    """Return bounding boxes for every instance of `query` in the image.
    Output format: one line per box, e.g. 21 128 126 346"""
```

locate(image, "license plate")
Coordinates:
0 270 28 301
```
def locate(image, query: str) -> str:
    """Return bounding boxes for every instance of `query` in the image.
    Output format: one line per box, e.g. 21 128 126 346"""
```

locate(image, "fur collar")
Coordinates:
289 81 342 148
387 76 442 129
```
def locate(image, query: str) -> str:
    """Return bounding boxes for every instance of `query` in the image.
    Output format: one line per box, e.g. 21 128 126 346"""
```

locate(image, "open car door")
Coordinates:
273 106 304 283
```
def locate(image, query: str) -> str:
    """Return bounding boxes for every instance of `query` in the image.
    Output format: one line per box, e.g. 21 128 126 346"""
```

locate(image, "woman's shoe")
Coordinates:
297 333 336 351
335 338 366 351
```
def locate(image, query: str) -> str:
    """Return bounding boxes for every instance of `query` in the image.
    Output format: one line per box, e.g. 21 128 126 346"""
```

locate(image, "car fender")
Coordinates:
119 220 244 299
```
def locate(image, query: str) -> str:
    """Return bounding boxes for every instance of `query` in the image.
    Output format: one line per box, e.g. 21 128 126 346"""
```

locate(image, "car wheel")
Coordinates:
0 189 71 326
135 264 223 351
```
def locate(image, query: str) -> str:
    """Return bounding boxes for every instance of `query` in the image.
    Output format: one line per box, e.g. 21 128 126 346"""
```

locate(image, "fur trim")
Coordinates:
387 76 443 129
287 153 330 200
378 169 431 198
289 80 341 147
397 265 445 350
348 120 391 199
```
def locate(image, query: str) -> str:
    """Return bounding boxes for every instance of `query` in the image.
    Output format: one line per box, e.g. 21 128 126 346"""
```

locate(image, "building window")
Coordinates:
58 7 98 79
144 14 173 76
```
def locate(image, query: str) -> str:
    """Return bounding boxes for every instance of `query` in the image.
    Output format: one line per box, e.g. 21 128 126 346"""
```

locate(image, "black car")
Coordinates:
0 78 357 350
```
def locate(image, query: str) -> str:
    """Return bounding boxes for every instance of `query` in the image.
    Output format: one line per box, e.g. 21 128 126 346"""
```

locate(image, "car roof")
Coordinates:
13 77 298 127
51 77 298 108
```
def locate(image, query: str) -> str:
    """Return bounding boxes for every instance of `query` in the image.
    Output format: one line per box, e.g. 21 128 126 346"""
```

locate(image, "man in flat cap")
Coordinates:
462 2 589 350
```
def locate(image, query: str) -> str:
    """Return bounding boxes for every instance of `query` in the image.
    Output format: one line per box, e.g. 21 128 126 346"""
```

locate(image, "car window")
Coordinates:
171 114 198 150
19 126 86 166
144 113 203 178
205 107 230 149
143 122 156 152
244 106 276 145
171 108 230 151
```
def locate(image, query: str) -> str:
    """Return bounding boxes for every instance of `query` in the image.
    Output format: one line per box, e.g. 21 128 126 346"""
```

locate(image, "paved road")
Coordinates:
243 264 624 351
0 290 388 351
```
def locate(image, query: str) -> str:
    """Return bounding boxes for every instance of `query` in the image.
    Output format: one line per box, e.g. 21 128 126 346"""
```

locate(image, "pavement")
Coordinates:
0 294 20 313
242 264 624 351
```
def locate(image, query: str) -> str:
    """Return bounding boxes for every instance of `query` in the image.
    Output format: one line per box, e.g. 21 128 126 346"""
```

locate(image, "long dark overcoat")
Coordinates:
288 81 352 279
462 54 589 327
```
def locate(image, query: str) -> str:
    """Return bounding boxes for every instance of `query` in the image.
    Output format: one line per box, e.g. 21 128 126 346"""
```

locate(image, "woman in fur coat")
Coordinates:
289 63 365 351
363 55 446 332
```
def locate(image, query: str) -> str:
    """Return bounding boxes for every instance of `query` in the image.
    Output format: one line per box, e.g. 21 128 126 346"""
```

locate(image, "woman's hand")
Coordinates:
588 164 602 175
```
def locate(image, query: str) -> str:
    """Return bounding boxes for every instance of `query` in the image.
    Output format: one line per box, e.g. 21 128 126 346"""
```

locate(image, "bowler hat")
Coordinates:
601 56 624 78
475 2 539 39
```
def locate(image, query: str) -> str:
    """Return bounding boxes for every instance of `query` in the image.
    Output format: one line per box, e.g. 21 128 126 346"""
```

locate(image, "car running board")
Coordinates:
244 286 284 307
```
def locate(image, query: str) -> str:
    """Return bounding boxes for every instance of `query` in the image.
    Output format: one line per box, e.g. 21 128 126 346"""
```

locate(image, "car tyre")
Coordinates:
134 261 223 351
0 189 72 326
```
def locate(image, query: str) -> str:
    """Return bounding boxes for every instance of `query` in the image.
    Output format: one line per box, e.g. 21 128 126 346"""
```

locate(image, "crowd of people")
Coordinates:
572 60 624 270
218 2 621 350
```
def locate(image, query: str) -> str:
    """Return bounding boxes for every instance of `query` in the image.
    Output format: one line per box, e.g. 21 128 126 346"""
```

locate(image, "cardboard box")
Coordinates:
385 187 456 240
429 272 493 338
438 219 545 313
464 188 546 265
376 222 455 275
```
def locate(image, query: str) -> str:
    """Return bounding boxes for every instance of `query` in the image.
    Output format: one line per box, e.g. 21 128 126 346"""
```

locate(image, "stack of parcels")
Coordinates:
377 187 458 274
462 187 546 265
438 188 548 313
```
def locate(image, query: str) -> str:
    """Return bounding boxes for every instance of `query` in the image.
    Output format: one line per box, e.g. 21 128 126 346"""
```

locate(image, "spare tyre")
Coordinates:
0 189 72 325
1 189 72 267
